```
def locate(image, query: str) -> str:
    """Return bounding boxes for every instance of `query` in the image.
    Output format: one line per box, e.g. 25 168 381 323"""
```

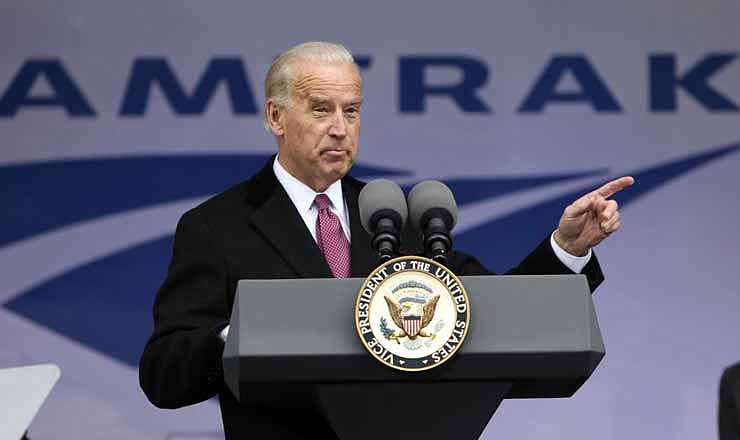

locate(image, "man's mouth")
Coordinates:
321 147 348 157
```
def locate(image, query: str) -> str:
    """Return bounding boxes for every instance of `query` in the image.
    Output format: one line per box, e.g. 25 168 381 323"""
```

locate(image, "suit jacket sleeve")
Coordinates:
719 363 740 440
447 236 604 293
139 209 230 408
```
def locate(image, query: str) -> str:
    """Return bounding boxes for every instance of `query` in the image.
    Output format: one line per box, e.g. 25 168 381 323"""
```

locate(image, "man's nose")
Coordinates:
327 113 347 138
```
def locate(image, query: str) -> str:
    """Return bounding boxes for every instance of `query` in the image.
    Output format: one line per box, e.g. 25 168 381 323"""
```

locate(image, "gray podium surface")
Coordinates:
223 275 604 439
0 364 60 440
224 275 603 392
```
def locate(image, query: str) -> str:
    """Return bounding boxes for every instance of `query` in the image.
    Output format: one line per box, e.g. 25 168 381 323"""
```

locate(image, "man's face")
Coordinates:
269 60 362 192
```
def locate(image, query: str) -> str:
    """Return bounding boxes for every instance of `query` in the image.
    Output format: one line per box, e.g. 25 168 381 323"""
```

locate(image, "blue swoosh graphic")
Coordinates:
4 236 174 366
455 141 740 271
4 141 740 368
0 153 410 247
401 168 609 206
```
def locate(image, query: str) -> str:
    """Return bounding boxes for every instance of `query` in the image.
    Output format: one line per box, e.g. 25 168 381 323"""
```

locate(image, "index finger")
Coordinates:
595 176 635 198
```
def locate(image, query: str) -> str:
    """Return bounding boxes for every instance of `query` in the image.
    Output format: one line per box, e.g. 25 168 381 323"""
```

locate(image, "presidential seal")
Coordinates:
354 256 470 371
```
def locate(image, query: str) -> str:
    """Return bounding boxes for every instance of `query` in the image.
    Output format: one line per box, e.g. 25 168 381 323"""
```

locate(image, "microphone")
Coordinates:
407 180 458 263
359 179 409 261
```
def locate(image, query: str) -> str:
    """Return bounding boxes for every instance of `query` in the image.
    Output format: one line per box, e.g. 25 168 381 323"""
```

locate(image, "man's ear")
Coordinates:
266 100 284 136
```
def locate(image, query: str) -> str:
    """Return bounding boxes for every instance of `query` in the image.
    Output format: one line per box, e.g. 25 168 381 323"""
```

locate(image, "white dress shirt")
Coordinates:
272 156 351 243
550 232 591 274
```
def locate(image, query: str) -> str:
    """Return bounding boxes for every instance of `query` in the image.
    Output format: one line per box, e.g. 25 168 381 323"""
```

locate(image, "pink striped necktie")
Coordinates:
314 194 351 278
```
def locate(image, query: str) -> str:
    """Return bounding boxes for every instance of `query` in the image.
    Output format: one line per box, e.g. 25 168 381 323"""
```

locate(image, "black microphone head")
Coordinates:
407 180 458 231
358 179 408 233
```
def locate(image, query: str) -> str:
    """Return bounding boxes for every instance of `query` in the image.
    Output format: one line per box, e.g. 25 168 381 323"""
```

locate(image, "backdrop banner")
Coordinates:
1 1 739 439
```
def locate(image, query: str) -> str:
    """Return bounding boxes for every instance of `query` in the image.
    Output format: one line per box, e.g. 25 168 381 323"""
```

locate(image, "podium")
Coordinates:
223 275 604 439
0 364 61 440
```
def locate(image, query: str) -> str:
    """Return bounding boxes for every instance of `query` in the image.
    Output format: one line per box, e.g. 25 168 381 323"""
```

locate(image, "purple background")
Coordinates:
1 1 739 438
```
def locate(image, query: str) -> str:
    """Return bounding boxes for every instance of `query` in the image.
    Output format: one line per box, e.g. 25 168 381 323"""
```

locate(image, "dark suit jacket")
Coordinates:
139 157 604 439
720 362 740 440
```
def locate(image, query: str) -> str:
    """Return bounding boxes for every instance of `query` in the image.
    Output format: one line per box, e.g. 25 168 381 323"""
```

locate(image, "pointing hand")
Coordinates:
553 176 635 256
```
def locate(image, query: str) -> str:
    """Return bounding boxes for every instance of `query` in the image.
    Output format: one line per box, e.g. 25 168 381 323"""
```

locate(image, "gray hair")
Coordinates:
263 41 360 131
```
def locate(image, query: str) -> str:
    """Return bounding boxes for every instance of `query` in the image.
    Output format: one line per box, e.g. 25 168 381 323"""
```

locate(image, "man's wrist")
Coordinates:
551 231 592 273
553 229 589 257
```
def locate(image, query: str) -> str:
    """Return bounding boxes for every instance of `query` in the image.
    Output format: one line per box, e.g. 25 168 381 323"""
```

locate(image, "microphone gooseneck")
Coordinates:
407 180 458 264
359 179 408 262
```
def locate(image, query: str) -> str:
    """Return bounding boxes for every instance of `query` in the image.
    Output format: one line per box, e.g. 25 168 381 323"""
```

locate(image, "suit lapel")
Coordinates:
246 158 332 278
343 178 378 277
245 157 378 279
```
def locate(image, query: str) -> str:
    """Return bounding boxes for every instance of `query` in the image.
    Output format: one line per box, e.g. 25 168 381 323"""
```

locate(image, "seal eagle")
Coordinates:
384 294 440 340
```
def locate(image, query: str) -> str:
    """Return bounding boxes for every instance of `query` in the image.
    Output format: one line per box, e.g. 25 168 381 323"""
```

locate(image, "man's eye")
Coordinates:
313 107 328 113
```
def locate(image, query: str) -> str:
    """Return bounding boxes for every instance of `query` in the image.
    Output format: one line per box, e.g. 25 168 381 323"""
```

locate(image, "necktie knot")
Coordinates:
314 194 332 211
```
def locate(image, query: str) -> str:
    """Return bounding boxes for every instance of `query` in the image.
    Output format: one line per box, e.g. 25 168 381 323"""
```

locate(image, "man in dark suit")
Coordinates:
139 41 632 439
720 362 740 440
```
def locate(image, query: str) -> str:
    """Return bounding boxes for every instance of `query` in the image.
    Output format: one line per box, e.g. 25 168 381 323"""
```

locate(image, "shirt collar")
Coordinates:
273 155 345 216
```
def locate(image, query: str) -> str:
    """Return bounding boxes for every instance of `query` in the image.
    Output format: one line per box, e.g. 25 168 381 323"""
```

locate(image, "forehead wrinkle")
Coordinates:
292 74 361 100
308 95 363 107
